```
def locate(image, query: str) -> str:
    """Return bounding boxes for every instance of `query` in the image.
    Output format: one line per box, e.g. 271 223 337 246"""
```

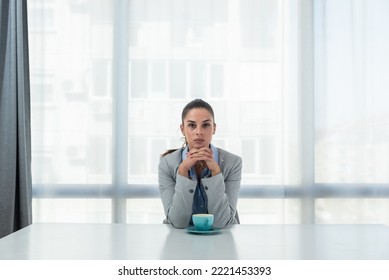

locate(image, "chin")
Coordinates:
191 142 209 149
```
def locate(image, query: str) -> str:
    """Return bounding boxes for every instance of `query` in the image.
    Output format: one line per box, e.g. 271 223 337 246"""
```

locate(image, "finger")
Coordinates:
187 148 200 157
198 147 212 154
196 147 213 155
191 152 212 160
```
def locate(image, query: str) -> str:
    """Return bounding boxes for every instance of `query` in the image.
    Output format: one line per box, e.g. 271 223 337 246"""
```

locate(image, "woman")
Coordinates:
158 99 242 229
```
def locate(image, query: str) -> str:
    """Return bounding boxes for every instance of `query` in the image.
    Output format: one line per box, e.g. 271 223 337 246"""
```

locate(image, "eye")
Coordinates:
188 123 196 128
202 123 211 128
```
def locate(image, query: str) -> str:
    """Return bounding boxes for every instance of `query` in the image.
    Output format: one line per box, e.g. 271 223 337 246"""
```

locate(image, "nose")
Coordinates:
195 126 203 135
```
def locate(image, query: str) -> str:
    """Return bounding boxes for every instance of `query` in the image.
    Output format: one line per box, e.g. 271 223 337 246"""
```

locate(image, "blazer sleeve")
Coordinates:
201 154 242 228
158 155 197 228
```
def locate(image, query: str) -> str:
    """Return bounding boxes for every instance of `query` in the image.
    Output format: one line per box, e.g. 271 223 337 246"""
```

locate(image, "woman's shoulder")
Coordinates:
160 148 183 163
217 148 242 163
216 148 242 176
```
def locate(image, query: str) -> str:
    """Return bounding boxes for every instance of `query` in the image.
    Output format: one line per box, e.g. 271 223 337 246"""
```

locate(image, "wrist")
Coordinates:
178 165 189 177
211 167 221 177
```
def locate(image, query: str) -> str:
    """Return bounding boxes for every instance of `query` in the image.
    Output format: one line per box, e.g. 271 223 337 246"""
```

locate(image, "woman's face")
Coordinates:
180 108 216 150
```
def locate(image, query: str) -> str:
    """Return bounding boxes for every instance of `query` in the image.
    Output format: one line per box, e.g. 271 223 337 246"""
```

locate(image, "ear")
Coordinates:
213 123 216 134
180 123 184 135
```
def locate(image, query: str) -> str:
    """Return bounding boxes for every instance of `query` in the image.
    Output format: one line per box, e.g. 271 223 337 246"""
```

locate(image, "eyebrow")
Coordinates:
186 119 212 123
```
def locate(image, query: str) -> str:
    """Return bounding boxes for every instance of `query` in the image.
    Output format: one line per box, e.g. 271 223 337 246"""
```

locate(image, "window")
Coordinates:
29 0 389 225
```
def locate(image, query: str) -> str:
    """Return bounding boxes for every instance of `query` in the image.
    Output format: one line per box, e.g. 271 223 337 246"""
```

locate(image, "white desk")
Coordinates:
0 223 388 260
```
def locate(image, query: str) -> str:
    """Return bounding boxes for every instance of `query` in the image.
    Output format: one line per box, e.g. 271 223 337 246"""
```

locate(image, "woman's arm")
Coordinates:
158 156 196 228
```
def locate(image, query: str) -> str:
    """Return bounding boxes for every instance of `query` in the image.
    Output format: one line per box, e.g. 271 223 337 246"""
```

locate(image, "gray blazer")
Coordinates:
158 147 242 228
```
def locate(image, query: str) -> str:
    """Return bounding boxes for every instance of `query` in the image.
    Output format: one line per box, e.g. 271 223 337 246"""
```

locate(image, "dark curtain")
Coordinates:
0 0 32 239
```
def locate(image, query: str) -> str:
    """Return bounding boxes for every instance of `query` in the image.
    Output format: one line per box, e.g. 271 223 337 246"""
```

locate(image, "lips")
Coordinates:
194 139 204 143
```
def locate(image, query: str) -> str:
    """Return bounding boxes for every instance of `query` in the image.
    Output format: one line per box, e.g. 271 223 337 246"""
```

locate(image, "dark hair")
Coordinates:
161 99 215 157
181 99 215 124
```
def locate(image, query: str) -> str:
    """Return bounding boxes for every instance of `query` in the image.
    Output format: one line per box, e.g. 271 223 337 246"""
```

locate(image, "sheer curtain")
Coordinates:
28 0 389 225
314 0 389 224
29 0 113 223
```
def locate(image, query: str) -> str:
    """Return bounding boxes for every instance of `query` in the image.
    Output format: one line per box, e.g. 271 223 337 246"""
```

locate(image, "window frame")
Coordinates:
30 0 389 224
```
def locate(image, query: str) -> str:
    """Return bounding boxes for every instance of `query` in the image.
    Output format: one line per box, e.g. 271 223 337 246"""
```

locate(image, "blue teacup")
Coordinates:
192 214 214 231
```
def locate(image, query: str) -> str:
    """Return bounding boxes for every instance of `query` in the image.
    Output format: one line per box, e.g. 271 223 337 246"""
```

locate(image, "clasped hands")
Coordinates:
178 147 221 177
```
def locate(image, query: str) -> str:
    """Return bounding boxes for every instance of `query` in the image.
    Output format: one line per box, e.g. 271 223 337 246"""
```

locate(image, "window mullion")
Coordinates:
298 0 315 224
112 0 129 223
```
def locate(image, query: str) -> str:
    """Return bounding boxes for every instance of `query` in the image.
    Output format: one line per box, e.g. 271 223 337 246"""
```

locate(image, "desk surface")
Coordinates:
0 223 388 260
